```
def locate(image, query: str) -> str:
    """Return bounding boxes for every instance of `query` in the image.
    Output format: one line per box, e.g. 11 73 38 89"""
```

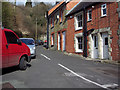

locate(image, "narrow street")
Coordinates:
2 46 119 89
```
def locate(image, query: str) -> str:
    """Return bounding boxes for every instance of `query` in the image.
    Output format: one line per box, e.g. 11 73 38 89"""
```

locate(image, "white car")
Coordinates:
20 38 36 58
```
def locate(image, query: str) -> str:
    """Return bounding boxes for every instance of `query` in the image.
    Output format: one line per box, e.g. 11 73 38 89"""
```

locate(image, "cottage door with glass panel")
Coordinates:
93 34 98 58
102 33 109 59
62 31 66 51
58 33 61 50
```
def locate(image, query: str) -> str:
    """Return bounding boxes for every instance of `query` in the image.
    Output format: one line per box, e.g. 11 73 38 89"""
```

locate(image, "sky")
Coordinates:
6 0 62 6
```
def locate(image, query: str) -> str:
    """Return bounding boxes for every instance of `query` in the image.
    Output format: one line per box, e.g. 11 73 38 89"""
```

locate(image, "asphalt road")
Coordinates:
1 46 120 89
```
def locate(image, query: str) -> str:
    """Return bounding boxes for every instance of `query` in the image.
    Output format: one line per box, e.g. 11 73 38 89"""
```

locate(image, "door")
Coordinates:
93 34 98 58
62 31 66 51
4 31 22 66
102 33 109 59
1 30 8 68
58 33 61 50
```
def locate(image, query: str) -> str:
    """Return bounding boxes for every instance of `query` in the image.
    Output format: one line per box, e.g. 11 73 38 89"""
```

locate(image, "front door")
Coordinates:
58 33 61 50
102 33 109 59
93 34 98 58
5 31 22 66
62 31 66 51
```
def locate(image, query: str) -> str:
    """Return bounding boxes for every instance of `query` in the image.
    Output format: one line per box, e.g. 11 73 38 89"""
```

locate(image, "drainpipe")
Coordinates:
83 7 87 57
46 11 49 49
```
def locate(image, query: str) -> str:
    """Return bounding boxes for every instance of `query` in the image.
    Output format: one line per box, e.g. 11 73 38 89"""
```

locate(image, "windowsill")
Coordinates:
101 15 107 18
59 22 62 24
75 27 83 31
75 50 83 53
87 19 92 22
51 26 54 29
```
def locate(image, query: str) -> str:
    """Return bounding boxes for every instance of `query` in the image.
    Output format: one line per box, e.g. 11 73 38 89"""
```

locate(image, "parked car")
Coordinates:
43 40 47 48
20 38 36 58
0 28 31 70
35 40 44 45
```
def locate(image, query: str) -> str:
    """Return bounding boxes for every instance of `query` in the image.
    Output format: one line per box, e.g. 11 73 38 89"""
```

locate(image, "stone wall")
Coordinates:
49 6 68 50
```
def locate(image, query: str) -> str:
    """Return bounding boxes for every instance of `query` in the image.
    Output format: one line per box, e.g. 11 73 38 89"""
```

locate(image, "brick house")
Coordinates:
47 0 79 51
65 1 120 61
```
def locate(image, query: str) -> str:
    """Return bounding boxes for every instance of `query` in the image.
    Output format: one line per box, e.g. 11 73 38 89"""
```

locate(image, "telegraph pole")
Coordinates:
36 17 37 40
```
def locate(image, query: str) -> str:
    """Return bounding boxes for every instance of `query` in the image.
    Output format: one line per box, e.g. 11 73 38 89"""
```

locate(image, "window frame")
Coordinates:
60 9 63 22
52 16 54 27
51 34 54 45
101 4 107 17
74 12 83 30
75 33 83 52
87 9 92 21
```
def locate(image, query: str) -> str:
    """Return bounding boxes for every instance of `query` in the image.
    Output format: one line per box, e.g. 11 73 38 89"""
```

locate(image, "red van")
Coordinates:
0 28 31 70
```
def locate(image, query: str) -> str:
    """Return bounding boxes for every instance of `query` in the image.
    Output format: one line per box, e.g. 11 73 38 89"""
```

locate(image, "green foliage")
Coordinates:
2 2 14 29
2 2 52 39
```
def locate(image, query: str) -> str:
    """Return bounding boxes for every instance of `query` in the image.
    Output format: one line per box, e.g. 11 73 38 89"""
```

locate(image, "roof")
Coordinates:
66 1 96 16
48 1 65 16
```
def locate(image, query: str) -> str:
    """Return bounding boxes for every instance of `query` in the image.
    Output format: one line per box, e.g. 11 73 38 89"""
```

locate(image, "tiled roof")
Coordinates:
48 1 65 16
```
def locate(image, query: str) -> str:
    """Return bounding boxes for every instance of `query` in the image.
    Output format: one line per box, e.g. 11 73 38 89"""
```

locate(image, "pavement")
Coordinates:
1 46 120 89
63 52 120 65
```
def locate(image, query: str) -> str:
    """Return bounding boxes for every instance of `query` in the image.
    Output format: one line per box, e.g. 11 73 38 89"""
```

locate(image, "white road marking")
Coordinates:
41 54 51 61
58 63 118 89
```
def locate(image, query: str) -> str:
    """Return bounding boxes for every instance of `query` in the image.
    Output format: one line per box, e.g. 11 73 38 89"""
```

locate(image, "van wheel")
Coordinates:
19 56 27 70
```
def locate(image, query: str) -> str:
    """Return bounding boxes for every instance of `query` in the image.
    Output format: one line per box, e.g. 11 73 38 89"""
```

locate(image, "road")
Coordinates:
1 46 120 89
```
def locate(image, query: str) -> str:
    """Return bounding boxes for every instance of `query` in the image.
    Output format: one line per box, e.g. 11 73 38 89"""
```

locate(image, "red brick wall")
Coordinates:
66 2 119 60
87 2 119 60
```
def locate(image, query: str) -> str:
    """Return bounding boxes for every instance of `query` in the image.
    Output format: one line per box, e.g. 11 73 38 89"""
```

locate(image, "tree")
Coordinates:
25 0 32 7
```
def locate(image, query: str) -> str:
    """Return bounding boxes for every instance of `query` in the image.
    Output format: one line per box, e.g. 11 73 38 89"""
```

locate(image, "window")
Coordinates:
5 31 18 44
52 17 54 27
105 37 108 45
94 36 97 47
60 9 63 22
78 37 82 49
51 34 54 45
76 36 83 52
101 4 107 17
51 16 54 27
87 9 92 21
75 12 83 30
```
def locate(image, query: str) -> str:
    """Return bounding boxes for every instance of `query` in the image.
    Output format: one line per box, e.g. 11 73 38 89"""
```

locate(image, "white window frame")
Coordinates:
74 12 83 30
101 4 107 17
87 9 92 21
52 17 54 27
75 33 83 52
51 34 54 45
60 9 63 22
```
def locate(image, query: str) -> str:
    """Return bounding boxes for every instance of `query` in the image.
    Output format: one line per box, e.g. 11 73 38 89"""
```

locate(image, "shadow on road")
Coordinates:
2 66 19 75
2 64 32 75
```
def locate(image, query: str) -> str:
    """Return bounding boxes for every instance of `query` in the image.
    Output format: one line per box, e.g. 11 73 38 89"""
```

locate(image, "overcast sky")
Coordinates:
6 0 62 5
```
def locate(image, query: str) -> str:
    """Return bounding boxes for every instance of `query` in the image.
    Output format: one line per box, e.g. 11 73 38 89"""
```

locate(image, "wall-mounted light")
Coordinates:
57 15 59 19
70 16 73 18
92 6 94 8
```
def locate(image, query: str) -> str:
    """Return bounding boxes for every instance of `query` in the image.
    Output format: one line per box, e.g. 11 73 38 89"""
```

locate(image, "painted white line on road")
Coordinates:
41 54 51 61
58 63 118 89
